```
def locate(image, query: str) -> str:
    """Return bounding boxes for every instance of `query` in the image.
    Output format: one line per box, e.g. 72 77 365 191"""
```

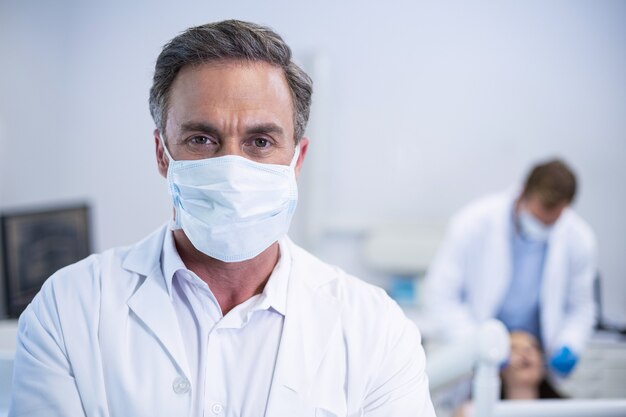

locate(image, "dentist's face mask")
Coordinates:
162 136 299 262
518 209 553 242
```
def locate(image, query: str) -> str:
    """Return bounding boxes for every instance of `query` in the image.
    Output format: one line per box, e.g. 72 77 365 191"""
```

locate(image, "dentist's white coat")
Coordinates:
424 191 597 356
9 226 435 417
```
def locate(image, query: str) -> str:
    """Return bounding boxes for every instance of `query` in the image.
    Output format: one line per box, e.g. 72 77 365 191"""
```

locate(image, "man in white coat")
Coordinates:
9 20 435 417
424 159 597 380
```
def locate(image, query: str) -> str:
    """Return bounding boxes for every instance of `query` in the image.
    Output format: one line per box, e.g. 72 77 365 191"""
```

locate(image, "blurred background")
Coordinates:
0 0 624 327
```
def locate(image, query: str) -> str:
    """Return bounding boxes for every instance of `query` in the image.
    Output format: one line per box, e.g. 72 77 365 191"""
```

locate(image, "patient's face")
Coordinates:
501 331 545 388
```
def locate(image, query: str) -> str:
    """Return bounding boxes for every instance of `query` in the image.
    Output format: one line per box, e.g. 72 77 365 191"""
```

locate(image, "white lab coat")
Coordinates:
424 191 597 356
9 225 435 417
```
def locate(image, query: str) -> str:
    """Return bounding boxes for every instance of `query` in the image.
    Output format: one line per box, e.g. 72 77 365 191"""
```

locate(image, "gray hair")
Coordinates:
149 20 313 143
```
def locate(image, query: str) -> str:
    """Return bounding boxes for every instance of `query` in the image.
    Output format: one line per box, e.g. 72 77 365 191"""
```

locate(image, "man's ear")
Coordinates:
155 129 168 178
295 137 309 177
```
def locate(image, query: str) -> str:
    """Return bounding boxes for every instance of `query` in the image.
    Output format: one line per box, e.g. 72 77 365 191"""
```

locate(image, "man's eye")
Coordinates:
190 136 211 145
253 138 270 148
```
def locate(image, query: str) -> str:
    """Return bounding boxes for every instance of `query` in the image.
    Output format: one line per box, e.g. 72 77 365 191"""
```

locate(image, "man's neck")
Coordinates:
173 229 280 315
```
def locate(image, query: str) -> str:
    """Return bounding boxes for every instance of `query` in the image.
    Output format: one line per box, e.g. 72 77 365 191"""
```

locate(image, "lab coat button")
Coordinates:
172 376 191 394
211 403 223 414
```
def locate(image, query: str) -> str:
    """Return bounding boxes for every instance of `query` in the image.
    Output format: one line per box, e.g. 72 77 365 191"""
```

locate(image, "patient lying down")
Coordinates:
501 331 563 399
454 331 563 417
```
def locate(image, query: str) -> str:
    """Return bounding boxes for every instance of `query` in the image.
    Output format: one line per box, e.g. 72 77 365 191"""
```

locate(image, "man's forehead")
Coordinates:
165 60 295 136
170 61 291 103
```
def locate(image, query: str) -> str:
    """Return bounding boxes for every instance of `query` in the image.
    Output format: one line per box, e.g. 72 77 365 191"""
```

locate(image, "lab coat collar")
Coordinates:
255 236 291 316
121 224 168 276
121 224 191 380
161 226 185 298
266 238 344 412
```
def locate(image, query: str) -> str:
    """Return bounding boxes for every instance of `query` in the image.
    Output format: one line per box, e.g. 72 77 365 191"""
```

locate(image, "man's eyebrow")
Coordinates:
178 121 284 137
246 123 284 136
180 121 221 136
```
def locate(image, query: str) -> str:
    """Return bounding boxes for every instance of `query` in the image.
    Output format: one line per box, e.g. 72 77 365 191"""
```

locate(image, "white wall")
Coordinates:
0 0 624 323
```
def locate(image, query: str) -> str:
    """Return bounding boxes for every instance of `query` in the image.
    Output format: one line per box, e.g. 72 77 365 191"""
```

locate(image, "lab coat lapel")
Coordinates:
266 242 343 415
123 225 191 380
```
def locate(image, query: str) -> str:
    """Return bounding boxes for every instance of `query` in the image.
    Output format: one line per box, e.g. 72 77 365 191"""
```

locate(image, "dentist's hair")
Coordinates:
522 159 577 208
149 20 313 143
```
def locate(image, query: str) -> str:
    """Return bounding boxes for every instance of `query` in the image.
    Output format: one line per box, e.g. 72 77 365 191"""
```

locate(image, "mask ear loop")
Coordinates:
160 132 183 229
289 143 301 169
160 132 176 163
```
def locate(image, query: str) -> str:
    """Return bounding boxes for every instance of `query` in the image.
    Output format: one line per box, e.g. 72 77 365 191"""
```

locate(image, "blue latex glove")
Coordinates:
549 346 578 376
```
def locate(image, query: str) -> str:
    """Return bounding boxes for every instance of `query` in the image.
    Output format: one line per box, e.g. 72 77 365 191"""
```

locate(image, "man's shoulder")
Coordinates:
455 191 510 222
290 242 388 298
445 191 512 241
33 245 130 307
32 225 167 313
288 241 408 329
558 209 597 252
561 208 594 235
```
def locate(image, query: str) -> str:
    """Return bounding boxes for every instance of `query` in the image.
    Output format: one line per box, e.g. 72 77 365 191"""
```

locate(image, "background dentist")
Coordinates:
424 159 597 380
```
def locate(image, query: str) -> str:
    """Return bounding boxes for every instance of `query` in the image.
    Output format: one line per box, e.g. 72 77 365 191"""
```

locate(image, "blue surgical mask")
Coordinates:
162 137 299 262
518 209 552 242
